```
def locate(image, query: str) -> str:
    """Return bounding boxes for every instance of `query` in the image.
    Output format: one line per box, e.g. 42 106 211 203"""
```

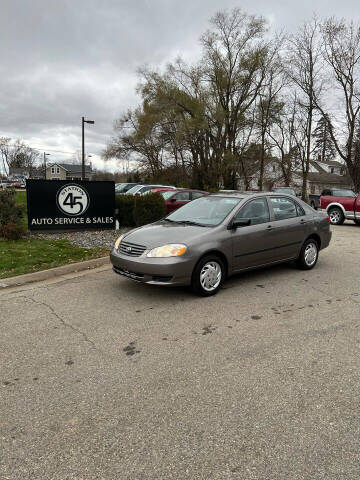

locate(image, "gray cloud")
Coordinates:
0 0 358 169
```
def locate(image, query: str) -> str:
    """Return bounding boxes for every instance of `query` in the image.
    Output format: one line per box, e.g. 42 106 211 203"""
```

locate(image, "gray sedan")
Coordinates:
110 192 332 296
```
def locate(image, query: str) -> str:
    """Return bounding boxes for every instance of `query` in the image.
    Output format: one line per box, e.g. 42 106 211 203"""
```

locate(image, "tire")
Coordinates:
328 207 345 225
296 238 319 270
191 255 225 296
354 218 360 226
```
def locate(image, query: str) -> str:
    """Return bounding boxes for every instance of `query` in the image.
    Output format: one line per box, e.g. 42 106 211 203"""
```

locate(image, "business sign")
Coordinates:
26 180 115 230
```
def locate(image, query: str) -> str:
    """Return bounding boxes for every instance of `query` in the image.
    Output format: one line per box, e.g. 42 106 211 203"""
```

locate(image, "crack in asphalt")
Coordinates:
18 295 99 352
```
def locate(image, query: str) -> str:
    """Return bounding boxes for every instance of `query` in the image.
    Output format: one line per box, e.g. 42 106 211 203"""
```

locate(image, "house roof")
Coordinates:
315 159 344 168
307 172 352 185
51 163 92 173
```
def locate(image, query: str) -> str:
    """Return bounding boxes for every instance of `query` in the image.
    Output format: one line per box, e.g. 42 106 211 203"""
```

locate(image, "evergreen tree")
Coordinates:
313 115 336 162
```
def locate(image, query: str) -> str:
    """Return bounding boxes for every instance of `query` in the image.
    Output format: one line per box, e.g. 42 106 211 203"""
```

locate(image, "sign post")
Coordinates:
26 180 115 231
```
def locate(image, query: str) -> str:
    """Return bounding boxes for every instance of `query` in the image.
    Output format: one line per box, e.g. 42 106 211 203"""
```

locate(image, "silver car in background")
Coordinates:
110 192 332 296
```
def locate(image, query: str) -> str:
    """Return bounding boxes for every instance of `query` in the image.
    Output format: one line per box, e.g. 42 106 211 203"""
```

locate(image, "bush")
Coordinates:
115 193 166 227
0 190 26 240
115 194 136 227
133 193 167 227
1 222 25 240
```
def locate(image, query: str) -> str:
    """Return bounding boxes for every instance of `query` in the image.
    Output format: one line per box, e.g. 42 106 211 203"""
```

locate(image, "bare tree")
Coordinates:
287 17 324 200
315 18 360 190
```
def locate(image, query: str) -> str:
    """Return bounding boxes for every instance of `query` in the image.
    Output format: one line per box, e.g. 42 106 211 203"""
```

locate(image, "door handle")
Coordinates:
266 225 273 231
300 219 307 224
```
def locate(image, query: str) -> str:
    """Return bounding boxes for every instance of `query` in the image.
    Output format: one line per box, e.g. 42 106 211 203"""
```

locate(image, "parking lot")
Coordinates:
1 223 360 479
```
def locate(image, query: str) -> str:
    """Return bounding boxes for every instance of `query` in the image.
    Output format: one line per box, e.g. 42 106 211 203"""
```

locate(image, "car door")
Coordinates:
167 191 191 213
231 197 274 270
267 196 308 261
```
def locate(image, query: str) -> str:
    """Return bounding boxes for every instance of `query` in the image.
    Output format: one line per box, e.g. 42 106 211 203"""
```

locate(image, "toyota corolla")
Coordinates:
110 192 332 296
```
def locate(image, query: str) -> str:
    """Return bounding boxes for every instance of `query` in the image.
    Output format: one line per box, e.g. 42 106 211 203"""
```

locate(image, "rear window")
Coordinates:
331 189 356 197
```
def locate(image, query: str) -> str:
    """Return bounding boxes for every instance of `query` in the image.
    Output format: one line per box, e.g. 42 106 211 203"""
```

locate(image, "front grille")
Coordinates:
113 266 144 281
118 240 147 257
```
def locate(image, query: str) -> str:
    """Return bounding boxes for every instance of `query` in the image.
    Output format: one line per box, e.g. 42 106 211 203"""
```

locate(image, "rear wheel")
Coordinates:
328 207 345 225
354 218 360 226
296 238 319 270
191 255 225 296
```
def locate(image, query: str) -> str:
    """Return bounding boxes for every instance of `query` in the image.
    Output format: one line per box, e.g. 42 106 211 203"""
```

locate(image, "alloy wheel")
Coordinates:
329 209 341 224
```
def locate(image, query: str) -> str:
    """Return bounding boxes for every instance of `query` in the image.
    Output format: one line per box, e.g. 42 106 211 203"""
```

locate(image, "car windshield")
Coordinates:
273 188 296 195
165 196 241 226
161 191 177 199
115 183 127 193
126 185 144 194
332 189 356 197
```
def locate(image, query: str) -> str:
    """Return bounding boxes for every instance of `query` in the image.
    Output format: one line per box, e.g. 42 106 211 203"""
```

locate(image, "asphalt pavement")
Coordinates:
1 223 360 480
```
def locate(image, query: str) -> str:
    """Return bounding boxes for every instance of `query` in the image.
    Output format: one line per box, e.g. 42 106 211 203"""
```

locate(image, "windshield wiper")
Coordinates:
176 220 207 227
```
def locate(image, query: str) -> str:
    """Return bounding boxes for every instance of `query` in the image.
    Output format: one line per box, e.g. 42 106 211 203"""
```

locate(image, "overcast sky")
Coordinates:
0 0 358 171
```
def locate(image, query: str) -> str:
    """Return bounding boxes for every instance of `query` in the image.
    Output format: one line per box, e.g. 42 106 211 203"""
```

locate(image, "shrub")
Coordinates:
115 193 166 227
0 189 26 240
1 222 25 240
115 194 136 227
133 193 166 227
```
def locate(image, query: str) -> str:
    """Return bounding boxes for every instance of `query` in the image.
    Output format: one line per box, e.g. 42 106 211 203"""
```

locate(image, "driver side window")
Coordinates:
234 198 270 225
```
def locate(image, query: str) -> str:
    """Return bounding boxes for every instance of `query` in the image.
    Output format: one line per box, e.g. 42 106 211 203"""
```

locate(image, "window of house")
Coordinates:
56 167 60 174
51 167 55 174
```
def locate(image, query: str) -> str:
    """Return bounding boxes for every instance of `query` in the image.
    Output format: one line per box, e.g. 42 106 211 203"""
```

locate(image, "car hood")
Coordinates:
122 221 214 249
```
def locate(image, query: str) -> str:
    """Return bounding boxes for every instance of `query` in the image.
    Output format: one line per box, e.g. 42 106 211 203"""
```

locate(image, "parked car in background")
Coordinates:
126 184 176 195
115 182 142 194
318 188 360 225
308 194 320 210
144 187 175 195
111 192 332 296
272 187 298 196
160 189 209 214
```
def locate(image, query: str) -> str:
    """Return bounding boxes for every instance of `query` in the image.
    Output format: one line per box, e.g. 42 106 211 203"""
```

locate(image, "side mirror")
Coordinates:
231 218 251 229
170 198 177 202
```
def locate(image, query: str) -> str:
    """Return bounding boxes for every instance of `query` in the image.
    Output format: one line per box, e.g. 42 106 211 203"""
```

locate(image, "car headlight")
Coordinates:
146 244 187 258
114 234 124 250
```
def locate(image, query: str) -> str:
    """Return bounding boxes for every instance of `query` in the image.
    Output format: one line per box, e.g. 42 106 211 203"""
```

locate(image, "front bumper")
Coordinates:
110 248 196 286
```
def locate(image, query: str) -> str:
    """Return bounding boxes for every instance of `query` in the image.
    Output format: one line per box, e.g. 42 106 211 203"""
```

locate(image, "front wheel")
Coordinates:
328 207 345 225
191 255 225 296
296 239 319 270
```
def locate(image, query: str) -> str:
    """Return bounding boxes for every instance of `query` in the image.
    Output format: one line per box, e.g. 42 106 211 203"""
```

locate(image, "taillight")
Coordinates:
327 216 330 223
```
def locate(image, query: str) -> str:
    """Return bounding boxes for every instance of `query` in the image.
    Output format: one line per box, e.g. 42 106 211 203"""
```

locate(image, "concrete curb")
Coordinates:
0 256 110 289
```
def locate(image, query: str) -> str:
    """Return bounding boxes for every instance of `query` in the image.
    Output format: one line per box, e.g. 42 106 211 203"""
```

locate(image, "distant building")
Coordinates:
9 166 43 180
46 163 93 181
236 156 353 194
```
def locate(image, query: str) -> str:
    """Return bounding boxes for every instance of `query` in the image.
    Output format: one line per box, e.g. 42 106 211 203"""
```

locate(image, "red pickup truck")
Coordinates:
318 188 360 225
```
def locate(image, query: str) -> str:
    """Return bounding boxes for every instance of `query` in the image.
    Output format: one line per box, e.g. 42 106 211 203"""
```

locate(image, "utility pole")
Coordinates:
43 152 50 179
82 116 95 180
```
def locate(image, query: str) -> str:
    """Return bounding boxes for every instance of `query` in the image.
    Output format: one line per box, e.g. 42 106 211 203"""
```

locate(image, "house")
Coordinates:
9 166 44 180
236 156 353 194
46 163 93 181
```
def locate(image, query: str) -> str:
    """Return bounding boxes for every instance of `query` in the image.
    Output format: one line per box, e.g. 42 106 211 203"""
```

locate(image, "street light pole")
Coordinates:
81 116 95 180
43 152 50 179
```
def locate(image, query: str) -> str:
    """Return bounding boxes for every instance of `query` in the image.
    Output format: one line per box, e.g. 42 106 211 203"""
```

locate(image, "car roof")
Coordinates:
211 191 298 199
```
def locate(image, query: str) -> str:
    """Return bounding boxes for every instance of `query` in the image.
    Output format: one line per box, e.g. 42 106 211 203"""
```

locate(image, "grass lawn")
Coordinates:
14 190 28 228
0 238 107 279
